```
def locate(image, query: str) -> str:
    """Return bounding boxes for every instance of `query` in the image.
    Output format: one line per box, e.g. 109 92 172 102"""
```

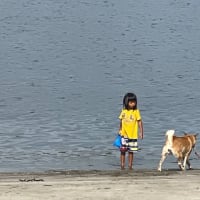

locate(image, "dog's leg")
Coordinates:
178 156 189 170
186 150 192 170
186 159 192 170
158 146 168 171
178 161 184 170
178 157 184 170
182 156 187 170
183 152 190 170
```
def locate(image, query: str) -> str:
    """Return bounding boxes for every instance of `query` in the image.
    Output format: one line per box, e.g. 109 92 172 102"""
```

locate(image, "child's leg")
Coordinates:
128 152 134 169
120 152 126 169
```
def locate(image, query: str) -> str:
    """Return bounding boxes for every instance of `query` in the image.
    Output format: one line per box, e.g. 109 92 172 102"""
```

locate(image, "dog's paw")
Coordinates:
157 168 162 172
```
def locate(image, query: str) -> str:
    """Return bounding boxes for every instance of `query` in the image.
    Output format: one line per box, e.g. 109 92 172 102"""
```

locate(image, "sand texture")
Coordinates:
0 170 199 200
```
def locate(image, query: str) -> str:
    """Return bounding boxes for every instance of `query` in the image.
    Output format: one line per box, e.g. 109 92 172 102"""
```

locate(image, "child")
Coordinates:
119 92 143 170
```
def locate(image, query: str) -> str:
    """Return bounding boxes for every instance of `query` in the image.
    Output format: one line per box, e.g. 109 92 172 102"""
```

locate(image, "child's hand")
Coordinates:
139 132 143 139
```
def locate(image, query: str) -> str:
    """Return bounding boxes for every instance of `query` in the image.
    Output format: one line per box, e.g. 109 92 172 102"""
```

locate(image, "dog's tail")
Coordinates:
165 130 175 147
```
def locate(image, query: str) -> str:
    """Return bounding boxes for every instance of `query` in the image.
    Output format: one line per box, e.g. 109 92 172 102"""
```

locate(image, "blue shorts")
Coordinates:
120 138 138 152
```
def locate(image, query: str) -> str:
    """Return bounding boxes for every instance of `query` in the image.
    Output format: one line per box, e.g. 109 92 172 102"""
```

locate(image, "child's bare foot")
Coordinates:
128 166 133 170
121 166 125 170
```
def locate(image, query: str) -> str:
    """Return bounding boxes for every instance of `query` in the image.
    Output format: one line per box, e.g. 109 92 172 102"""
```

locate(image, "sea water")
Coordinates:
0 0 200 172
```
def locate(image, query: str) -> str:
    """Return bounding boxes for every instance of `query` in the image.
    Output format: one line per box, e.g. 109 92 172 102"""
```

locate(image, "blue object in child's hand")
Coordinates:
113 134 122 148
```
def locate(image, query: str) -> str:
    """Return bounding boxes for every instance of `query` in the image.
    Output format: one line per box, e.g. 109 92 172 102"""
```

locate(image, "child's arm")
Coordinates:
119 120 122 134
138 120 143 139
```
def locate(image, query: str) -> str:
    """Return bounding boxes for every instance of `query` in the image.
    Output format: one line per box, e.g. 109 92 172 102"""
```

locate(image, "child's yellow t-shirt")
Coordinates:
119 109 141 139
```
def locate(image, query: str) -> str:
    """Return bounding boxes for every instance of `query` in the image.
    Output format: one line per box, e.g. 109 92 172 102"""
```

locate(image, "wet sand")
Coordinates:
0 169 199 200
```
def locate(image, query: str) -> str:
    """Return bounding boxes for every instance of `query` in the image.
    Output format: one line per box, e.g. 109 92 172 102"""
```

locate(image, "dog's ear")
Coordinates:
195 133 199 137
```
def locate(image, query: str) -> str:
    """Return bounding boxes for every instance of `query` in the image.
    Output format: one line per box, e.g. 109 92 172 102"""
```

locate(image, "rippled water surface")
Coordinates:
0 0 200 172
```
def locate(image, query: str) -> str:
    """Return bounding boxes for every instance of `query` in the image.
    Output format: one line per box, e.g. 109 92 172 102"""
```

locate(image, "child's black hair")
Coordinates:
123 92 137 110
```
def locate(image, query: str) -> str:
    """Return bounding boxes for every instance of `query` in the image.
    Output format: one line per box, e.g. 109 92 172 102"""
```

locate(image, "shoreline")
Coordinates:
0 168 200 175
0 169 199 200
0 168 200 181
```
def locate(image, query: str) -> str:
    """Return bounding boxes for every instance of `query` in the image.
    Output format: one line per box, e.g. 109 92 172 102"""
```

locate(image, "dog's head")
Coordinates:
184 133 198 148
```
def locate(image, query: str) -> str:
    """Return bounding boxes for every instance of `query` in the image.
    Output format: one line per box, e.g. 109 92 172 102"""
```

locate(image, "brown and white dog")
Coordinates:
158 130 198 171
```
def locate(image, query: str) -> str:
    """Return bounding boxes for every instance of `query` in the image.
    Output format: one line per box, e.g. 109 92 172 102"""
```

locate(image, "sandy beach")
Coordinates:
0 169 199 200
